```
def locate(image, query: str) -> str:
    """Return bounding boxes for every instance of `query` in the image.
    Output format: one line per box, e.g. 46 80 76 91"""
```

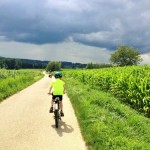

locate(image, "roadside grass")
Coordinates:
0 69 44 102
64 77 150 150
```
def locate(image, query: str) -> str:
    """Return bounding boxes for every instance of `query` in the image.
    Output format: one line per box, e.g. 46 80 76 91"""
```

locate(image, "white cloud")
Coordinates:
141 53 150 65
0 36 7 41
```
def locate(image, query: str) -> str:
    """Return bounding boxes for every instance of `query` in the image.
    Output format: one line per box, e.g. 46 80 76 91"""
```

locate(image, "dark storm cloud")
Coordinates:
0 0 150 53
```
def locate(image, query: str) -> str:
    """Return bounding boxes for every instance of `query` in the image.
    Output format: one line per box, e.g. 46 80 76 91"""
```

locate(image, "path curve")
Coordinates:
0 75 87 150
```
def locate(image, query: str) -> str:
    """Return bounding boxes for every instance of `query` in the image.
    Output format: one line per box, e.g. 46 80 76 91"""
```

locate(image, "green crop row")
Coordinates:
0 69 16 79
63 66 150 117
0 69 43 101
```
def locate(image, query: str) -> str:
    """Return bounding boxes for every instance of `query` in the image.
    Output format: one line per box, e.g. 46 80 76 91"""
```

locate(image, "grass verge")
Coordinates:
64 77 150 150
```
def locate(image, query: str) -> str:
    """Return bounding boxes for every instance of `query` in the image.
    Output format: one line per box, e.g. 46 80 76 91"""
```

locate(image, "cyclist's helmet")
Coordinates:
54 71 62 78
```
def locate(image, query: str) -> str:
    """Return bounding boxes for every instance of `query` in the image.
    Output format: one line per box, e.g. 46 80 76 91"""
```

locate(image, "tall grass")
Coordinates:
0 69 44 102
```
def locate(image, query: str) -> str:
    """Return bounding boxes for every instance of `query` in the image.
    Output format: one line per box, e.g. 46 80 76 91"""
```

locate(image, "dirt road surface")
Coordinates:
0 74 87 150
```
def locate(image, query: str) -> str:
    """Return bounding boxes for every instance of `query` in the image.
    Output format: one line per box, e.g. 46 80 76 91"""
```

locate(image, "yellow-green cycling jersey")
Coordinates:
51 79 65 95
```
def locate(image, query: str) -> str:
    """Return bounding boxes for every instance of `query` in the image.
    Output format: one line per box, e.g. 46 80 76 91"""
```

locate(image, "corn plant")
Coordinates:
63 66 150 117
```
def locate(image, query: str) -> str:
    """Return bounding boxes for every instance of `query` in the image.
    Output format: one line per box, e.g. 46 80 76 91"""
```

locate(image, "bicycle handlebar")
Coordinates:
48 92 67 95
48 93 52 95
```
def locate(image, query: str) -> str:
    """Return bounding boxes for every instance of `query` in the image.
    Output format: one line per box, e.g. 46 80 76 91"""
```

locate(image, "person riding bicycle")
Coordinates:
49 70 53 78
48 71 66 117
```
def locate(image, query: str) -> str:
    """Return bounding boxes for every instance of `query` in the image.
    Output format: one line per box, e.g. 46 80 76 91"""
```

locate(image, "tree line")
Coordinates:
0 57 47 69
0 57 86 70
0 45 142 70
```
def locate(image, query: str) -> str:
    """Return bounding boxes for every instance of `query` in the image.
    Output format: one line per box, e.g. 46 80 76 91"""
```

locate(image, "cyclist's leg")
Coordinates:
50 94 55 113
58 95 63 110
51 99 54 107
59 101 63 111
59 96 64 116
51 93 55 107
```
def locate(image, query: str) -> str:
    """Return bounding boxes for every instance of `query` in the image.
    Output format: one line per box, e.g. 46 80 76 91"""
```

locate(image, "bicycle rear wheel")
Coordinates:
54 110 59 128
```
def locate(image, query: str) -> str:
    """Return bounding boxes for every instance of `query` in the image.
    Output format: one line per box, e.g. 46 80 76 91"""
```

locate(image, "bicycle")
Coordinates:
53 96 61 128
49 73 52 78
48 93 61 128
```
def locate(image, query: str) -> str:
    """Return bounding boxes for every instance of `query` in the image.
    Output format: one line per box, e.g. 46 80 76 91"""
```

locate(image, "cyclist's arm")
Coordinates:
49 85 53 94
63 84 67 94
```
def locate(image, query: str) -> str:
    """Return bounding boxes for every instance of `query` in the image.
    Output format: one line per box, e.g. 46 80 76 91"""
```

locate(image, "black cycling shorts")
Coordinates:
52 94 63 101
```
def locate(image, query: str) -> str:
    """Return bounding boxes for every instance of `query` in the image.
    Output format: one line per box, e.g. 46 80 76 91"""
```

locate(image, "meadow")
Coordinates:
0 69 44 102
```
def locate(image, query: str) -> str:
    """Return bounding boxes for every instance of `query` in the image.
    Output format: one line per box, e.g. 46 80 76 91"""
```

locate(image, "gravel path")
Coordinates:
0 75 87 150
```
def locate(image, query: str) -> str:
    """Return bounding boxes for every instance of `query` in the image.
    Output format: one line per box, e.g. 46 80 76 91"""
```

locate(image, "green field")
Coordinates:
0 69 44 102
63 66 150 150
1 67 150 149
63 66 150 117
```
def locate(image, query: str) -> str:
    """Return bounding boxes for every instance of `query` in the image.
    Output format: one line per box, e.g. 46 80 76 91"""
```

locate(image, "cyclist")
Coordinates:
48 70 53 78
48 71 66 116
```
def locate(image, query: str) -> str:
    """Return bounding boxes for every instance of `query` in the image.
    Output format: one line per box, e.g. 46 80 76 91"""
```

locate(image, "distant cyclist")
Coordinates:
48 71 66 116
48 70 53 78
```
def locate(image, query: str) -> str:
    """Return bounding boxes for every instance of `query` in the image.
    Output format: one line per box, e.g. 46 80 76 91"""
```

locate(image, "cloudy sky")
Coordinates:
0 0 150 64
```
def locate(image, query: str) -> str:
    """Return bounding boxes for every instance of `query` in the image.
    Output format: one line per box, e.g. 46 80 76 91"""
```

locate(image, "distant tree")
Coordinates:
14 60 22 69
46 61 61 71
86 62 112 69
0 58 22 69
110 45 142 66
86 62 93 69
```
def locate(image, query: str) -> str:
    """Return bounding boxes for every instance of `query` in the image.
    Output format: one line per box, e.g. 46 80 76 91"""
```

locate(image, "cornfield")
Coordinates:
0 69 43 101
63 66 150 116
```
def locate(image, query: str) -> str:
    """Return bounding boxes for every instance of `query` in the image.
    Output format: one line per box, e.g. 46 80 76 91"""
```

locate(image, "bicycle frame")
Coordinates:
54 97 59 110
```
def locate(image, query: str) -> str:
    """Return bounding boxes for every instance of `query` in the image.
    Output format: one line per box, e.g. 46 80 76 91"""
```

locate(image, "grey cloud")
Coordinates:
0 41 111 63
0 0 150 54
